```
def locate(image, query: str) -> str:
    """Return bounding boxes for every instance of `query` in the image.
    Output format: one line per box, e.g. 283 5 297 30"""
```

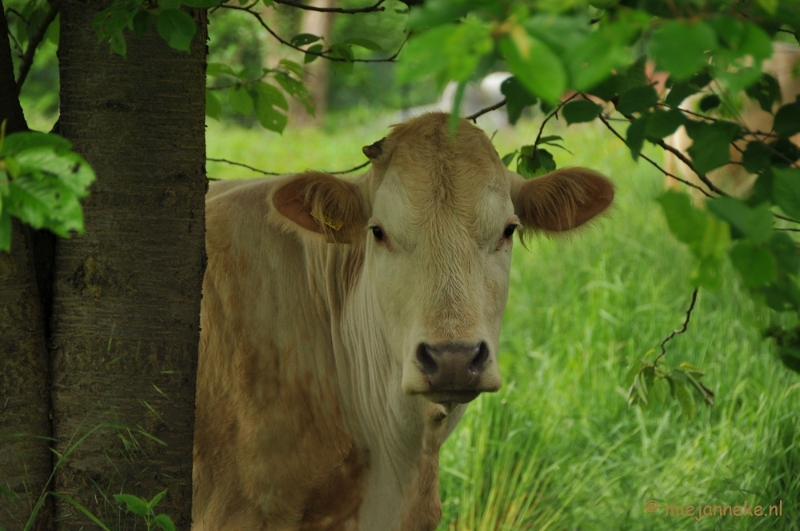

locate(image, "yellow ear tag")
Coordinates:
310 209 344 231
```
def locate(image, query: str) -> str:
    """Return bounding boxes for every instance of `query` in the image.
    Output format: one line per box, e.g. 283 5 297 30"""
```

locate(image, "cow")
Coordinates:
664 42 800 203
193 112 614 531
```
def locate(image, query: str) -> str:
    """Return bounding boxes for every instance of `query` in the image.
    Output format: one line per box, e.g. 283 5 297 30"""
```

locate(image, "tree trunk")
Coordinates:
290 0 334 126
51 3 206 528
0 3 54 529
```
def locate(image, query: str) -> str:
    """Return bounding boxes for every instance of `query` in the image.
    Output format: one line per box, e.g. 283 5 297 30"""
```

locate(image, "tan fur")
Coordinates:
513 167 615 238
195 113 613 531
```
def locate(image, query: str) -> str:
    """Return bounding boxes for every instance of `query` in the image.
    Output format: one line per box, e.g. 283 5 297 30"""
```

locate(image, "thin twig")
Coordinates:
5 7 29 24
330 161 369 174
207 158 280 175
221 4 406 63
775 228 800 232
774 213 800 224
272 0 386 14
654 289 699 366
207 157 370 176
16 0 59 90
595 112 713 198
466 99 507 122
534 93 579 148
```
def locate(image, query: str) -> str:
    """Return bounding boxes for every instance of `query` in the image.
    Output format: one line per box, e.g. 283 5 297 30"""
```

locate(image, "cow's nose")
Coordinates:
416 341 489 392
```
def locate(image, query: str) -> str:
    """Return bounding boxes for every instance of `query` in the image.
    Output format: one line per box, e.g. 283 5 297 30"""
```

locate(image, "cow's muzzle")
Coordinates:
416 341 496 404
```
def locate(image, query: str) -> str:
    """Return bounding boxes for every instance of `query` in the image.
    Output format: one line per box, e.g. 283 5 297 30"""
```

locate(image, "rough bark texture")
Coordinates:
0 3 54 529
51 2 206 528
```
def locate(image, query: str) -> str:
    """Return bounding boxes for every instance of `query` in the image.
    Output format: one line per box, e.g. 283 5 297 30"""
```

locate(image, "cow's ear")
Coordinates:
272 171 367 243
512 167 614 234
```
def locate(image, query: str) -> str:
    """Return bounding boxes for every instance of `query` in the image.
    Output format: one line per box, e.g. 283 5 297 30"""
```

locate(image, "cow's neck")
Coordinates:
312 243 463 530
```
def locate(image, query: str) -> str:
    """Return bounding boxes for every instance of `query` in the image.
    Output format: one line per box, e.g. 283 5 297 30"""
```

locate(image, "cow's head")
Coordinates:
272 113 613 406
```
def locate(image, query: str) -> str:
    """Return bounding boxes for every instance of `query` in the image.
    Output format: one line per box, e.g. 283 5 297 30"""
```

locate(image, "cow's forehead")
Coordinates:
378 114 506 215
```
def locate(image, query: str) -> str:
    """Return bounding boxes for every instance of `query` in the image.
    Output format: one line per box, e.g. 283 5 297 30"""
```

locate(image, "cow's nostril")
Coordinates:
416 344 438 375
469 342 489 375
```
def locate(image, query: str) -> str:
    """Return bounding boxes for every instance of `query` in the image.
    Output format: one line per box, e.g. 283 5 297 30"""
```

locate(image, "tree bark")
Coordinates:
51 3 206 528
0 2 54 529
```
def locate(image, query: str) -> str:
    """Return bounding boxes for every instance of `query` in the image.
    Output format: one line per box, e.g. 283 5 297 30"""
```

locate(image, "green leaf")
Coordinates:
626 115 648 161
278 59 304 78
157 9 196 52
396 24 454 85
742 141 772 174
730 241 777 287
228 85 253 115
304 44 323 64
45 13 60 45
745 73 781 113
275 72 314 115
738 21 773 61
665 70 712 106
51 493 110 531
648 21 718 81
0 208 10 252
674 378 696 419
500 77 537 125
1 132 71 155
153 513 177 531
644 109 685 139
699 94 721 112
561 100 602 125
685 120 741 174
616 85 658 115
499 33 566 104
774 168 800 220
706 197 773 243
517 147 555 179
770 232 800 274
255 103 287 133
566 21 634 91
442 19 492 82
205 90 221 120
253 82 288 111
108 30 127 57
501 151 517 168
774 97 800 138
650 377 669 406
114 493 150 517
291 33 320 47
656 190 707 245
760 274 800 312
340 37 382 51
132 10 152 37
207 62 238 78
148 489 168 511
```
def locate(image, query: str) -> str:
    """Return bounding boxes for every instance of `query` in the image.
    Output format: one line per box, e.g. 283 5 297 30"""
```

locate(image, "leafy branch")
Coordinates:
206 157 369 177
221 4 407 63
15 0 59 89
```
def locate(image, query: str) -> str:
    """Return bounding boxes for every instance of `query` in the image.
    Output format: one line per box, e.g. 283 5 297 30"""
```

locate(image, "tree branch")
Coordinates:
221 4 406 63
16 0 59 90
595 112 714 198
534 93 579 148
207 157 369 176
272 0 386 14
466 98 506 123
654 288 699 366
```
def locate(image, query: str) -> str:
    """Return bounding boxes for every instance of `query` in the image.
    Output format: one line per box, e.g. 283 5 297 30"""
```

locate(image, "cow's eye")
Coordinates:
371 226 385 241
503 224 519 239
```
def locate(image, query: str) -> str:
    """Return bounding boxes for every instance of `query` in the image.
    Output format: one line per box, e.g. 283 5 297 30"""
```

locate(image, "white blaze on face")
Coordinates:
363 118 512 403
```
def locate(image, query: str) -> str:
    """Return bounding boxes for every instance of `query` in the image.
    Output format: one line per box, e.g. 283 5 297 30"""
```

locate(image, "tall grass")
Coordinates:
207 111 800 531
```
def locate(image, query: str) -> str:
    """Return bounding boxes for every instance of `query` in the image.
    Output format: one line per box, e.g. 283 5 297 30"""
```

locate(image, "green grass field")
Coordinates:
208 110 800 531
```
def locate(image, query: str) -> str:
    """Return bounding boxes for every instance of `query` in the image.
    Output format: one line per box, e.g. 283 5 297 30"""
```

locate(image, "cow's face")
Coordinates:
273 113 613 406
